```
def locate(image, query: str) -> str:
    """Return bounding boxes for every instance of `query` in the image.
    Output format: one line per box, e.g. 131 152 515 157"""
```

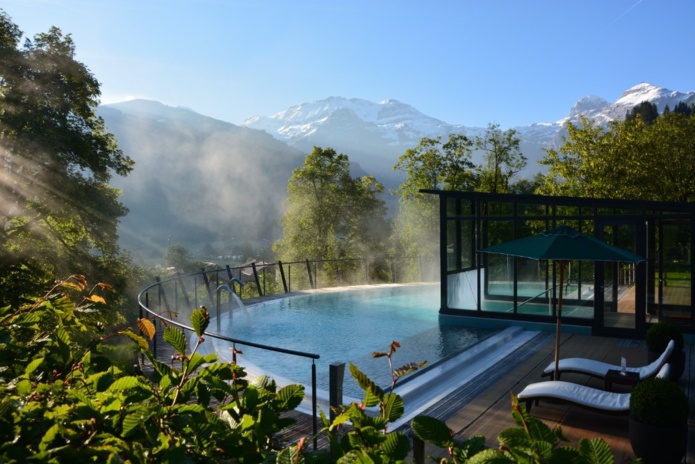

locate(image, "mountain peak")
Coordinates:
560 95 611 123
616 82 673 106
242 96 451 145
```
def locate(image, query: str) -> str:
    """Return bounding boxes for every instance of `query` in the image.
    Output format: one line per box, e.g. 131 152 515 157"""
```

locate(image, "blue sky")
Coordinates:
3 0 694 128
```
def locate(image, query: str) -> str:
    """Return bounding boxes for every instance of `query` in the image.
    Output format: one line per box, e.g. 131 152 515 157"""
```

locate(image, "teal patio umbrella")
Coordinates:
480 225 646 380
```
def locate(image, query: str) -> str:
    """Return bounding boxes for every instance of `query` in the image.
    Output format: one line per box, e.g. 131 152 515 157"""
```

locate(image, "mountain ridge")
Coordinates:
240 82 693 177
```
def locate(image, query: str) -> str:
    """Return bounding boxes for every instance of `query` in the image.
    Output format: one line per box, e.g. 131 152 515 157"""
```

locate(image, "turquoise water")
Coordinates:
210 284 496 399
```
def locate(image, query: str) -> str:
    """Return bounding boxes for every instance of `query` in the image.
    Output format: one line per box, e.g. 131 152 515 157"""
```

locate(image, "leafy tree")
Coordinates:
0 11 135 307
474 123 527 194
273 147 389 283
538 112 695 202
391 134 475 268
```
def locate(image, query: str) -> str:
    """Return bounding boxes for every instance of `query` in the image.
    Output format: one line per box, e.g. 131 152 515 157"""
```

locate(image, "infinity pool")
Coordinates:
207 284 497 399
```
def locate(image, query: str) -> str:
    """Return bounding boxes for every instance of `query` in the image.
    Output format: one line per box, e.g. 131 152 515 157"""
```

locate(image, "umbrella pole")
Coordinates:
554 261 566 381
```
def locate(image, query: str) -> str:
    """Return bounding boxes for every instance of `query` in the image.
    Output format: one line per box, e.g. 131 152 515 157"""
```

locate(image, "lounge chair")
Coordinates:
542 339 674 380
517 363 671 414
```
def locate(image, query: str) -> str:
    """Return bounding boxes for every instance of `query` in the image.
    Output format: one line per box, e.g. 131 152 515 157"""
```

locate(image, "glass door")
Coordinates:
595 221 646 336
650 220 692 326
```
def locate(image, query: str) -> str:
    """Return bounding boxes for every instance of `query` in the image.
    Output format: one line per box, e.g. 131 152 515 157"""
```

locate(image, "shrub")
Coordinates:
646 321 684 352
0 275 305 463
630 377 689 428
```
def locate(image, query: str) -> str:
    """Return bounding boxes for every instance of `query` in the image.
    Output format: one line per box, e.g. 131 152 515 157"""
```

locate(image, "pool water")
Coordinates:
209 284 497 399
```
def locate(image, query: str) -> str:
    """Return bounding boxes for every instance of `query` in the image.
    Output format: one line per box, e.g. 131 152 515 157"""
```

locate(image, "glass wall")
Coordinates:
432 191 695 337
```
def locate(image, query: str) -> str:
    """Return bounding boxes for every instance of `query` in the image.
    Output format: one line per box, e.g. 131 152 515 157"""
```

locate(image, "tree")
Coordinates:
626 101 659 124
474 123 527 193
538 111 695 202
391 134 475 273
273 147 389 283
163 244 202 272
673 101 694 117
0 11 135 306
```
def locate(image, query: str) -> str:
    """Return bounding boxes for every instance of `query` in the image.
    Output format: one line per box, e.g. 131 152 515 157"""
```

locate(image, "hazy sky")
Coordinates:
4 0 694 128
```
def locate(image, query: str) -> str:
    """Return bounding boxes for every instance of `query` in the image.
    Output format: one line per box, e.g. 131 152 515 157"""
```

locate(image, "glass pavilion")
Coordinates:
425 190 695 338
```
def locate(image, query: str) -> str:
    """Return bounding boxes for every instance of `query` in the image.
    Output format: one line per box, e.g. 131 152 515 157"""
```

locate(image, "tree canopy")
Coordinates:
538 110 695 202
391 134 476 263
273 147 389 279
474 123 527 194
0 10 135 306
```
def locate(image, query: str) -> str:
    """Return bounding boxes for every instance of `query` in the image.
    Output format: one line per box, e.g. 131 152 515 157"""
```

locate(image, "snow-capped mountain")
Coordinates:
557 83 694 126
243 83 694 178
243 97 470 147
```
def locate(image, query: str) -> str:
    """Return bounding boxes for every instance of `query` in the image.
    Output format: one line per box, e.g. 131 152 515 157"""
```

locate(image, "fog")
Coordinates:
99 102 306 259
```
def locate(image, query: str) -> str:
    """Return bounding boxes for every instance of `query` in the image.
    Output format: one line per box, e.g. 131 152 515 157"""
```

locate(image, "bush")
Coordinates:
646 321 684 352
0 275 305 463
630 377 689 428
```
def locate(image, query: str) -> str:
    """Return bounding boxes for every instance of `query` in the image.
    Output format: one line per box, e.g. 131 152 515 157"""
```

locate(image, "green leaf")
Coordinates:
338 449 377 464
190 307 209 338
381 392 404 422
143 350 173 378
465 447 511 463
576 437 615 464
251 374 274 391
38 423 61 452
120 328 150 350
54 328 72 362
381 431 410 460
25 357 44 376
17 378 32 395
349 363 385 401
107 375 142 393
276 444 308 464
199 361 238 381
411 415 454 448
122 412 143 437
276 384 305 410
186 352 208 373
163 326 186 355
455 436 490 461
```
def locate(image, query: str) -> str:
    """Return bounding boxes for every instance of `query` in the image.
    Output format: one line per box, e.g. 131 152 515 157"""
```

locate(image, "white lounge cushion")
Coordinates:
518 380 630 412
518 363 671 413
542 339 675 379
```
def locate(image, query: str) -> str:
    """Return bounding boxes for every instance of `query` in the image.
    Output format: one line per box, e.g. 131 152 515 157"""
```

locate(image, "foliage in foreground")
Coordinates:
1 276 626 463
412 395 617 464
0 275 304 463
